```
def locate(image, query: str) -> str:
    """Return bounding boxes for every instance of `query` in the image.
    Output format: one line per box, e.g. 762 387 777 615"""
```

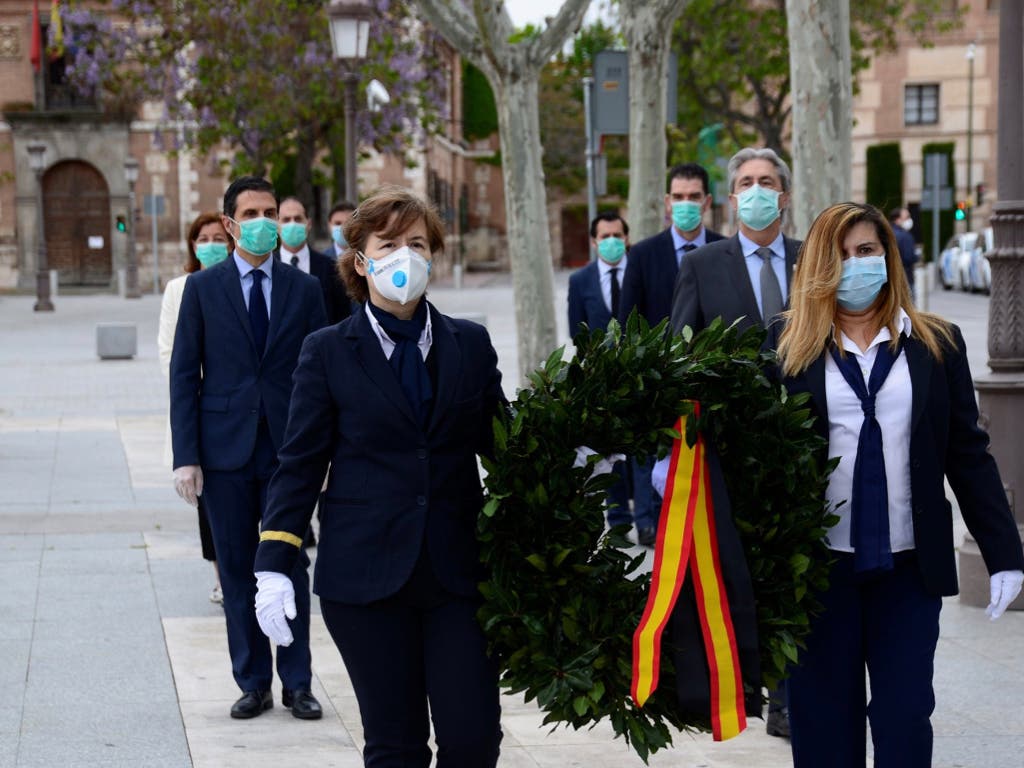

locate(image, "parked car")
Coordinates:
938 229 991 293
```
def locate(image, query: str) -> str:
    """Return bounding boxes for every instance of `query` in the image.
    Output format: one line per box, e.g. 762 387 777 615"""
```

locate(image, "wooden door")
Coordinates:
43 161 112 285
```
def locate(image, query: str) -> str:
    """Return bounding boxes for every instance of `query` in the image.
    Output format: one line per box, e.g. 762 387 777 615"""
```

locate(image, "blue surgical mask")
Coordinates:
597 236 626 264
671 200 703 233
279 221 307 249
735 184 781 231
837 255 888 311
331 224 347 247
229 216 278 256
195 242 229 268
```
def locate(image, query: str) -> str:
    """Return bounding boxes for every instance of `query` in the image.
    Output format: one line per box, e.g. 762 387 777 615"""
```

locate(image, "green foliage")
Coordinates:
865 143 904 215
479 315 836 761
462 61 498 141
671 0 963 155
920 142 956 263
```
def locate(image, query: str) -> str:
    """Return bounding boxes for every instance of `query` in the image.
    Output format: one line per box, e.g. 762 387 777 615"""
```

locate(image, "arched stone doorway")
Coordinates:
43 160 112 286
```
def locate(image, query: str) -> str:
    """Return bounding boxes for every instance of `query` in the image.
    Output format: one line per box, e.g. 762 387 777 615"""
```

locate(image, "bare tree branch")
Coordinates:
530 0 591 66
416 0 485 61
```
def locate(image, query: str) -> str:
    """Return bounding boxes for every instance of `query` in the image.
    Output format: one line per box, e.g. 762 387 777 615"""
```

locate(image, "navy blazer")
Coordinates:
670 233 801 347
783 327 1024 597
276 247 352 326
169 257 328 472
618 226 725 326
255 302 505 604
567 260 616 336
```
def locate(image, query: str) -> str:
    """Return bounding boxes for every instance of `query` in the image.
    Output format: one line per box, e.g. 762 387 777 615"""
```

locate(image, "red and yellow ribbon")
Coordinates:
631 406 747 741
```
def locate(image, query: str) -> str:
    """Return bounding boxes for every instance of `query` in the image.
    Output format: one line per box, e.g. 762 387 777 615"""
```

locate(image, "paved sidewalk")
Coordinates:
0 274 1021 767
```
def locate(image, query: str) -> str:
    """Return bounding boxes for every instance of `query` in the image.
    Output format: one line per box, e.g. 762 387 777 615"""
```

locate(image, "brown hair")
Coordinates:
777 202 953 377
185 212 233 274
337 185 445 303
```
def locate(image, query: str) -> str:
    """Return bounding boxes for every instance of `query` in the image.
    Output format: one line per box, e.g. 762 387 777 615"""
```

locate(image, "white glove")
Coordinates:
985 570 1023 620
173 465 204 507
255 570 296 646
573 446 626 477
651 456 671 498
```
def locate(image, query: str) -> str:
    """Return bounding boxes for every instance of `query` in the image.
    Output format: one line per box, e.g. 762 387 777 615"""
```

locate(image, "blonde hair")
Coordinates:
777 202 953 377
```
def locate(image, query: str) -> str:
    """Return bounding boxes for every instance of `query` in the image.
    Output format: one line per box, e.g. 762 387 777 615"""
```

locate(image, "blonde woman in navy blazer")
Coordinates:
253 187 505 767
777 202 1024 768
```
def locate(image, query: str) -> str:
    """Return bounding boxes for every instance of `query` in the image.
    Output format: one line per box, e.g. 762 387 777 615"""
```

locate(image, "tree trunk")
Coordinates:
494 75 559 376
621 0 688 240
785 0 852 237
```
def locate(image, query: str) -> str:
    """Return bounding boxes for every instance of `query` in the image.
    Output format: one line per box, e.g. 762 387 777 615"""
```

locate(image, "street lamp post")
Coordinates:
327 0 373 203
27 143 54 312
123 157 141 298
965 42 975 232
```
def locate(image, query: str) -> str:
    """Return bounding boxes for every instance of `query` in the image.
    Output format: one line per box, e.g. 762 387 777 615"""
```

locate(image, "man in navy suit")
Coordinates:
278 196 351 325
170 176 328 720
325 199 356 259
567 211 633 531
618 163 724 547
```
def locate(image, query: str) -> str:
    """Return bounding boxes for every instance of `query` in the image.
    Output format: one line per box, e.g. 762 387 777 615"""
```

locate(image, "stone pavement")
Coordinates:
0 272 1021 767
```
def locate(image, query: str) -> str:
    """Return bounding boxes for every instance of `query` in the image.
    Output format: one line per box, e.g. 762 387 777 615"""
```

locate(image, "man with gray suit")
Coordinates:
668 147 799 738
671 147 800 346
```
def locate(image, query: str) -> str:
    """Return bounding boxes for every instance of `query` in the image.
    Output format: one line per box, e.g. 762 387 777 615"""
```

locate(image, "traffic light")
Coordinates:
976 182 985 206
955 201 967 221
116 215 127 232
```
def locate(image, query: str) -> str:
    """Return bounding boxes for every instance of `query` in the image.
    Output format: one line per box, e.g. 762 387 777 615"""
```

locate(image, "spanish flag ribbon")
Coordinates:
631 406 747 741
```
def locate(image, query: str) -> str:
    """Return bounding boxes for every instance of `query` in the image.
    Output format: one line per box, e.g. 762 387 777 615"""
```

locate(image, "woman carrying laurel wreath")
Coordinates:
777 202 1024 768
252 187 505 767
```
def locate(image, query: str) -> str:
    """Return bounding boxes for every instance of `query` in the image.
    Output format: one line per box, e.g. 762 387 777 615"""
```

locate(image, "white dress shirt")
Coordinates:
824 309 915 553
597 255 628 313
364 301 433 361
283 244 311 273
234 251 273 316
738 230 788 316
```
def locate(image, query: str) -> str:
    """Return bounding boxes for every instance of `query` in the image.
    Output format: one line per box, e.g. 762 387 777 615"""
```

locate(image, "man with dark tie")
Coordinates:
618 162 724 547
567 211 633 531
278 197 351 325
668 146 802 738
170 176 327 721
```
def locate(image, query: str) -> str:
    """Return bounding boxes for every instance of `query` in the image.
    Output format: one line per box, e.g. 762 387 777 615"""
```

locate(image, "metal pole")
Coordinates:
344 72 359 203
966 43 975 232
583 76 597 262
33 168 54 312
125 181 140 298
926 162 939 312
151 198 160 295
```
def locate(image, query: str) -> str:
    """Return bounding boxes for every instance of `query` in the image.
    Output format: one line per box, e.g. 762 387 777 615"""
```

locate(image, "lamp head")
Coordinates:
27 143 47 173
327 0 374 61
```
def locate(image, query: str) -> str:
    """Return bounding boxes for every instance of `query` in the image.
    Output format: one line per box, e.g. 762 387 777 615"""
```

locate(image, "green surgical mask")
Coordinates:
229 216 278 256
597 237 626 264
280 221 307 249
195 242 229 268
671 200 703 233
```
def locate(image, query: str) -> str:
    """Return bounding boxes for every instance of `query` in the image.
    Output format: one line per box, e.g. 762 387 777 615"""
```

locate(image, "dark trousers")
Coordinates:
197 495 217 562
203 421 312 693
605 459 634 528
788 552 941 768
321 548 502 768
631 455 662 530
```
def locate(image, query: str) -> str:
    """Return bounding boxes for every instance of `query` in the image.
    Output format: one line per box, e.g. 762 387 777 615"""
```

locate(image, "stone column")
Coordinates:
959 0 1024 608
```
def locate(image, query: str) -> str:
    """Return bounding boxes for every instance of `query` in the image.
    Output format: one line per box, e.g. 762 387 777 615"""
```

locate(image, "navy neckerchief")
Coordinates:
829 335 903 575
368 300 433 429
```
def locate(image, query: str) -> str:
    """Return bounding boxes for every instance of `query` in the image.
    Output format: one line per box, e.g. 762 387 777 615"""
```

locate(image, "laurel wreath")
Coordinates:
478 316 837 761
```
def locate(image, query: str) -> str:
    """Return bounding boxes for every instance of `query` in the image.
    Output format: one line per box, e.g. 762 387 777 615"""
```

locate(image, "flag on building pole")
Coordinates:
48 0 64 60
30 0 42 72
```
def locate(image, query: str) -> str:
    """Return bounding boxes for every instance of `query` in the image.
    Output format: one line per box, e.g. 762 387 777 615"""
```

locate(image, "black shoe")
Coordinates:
636 526 657 548
230 690 272 719
282 688 323 720
766 708 790 738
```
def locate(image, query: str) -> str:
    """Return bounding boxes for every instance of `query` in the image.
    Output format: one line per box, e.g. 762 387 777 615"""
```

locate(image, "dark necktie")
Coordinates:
678 242 697 266
290 254 299 268
757 247 784 327
248 269 269 354
609 266 620 317
829 339 902 574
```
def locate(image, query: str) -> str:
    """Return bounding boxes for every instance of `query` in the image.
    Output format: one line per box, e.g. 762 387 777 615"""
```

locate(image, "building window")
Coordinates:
904 84 939 126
